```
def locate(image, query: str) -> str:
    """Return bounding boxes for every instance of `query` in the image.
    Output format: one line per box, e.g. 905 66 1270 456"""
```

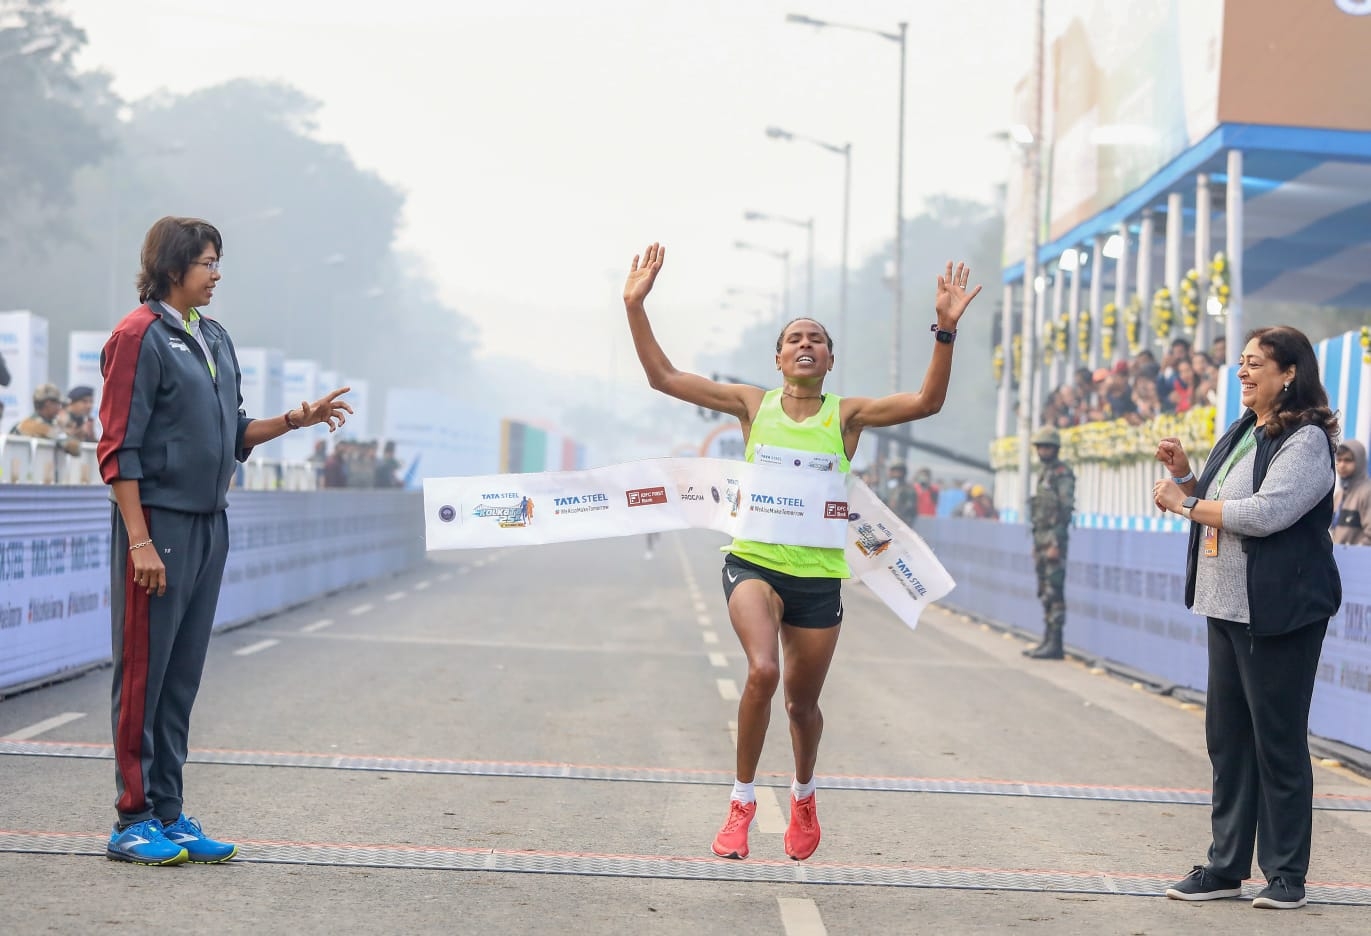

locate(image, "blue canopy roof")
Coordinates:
1002 123 1371 308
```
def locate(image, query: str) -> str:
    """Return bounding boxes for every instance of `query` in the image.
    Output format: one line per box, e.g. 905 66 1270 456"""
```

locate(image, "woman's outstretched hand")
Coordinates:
624 242 665 307
934 261 982 328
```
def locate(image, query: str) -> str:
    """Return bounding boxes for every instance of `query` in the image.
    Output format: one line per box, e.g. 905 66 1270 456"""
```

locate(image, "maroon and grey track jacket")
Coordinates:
97 302 255 512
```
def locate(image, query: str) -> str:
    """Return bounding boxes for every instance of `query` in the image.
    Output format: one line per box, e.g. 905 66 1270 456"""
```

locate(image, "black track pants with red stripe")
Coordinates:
110 505 229 828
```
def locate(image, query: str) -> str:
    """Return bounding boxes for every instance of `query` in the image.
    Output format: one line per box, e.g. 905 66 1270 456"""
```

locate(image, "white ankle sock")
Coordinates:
792 778 816 800
731 780 756 804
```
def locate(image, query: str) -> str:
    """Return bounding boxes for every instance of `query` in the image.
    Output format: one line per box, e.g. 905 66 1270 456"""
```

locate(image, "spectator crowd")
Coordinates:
8 383 97 454
1040 337 1225 430
311 438 405 489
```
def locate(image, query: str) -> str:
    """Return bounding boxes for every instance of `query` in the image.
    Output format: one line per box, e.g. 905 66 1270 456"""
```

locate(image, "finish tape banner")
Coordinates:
423 457 954 629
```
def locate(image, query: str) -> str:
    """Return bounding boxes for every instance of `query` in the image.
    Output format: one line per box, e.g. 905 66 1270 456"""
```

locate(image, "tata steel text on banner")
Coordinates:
423 457 955 629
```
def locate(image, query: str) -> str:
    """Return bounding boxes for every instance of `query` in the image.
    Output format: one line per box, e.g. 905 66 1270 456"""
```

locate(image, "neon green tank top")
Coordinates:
726 389 851 578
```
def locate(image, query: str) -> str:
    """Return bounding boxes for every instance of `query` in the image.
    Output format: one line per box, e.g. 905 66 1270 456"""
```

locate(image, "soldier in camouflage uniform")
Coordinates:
1026 427 1075 660
882 460 920 527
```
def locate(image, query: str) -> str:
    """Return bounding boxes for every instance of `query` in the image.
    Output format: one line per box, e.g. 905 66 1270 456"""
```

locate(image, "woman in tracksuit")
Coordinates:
99 216 352 865
623 242 980 862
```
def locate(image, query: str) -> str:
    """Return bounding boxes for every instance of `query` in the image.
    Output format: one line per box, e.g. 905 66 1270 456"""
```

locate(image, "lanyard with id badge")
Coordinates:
1204 427 1258 557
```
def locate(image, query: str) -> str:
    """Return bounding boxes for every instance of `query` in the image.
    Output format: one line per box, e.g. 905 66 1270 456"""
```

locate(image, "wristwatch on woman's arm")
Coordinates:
1180 495 1199 521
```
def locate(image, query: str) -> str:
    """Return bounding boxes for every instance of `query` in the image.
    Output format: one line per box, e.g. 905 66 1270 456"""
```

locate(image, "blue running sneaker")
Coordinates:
161 814 238 864
106 819 188 866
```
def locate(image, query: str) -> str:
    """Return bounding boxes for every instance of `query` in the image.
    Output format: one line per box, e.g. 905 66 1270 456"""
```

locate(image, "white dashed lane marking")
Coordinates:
301 619 333 633
702 631 719 645
385 591 406 602
777 897 827 936
756 788 788 834
708 652 728 668
716 679 740 701
2 712 85 740
234 639 280 657
349 603 375 616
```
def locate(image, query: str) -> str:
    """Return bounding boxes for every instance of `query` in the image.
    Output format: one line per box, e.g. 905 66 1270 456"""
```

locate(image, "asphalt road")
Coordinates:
2 529 1369 935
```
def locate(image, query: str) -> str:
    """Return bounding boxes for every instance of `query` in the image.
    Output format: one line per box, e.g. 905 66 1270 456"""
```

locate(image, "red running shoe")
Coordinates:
711 799 757 859
784 793 820 860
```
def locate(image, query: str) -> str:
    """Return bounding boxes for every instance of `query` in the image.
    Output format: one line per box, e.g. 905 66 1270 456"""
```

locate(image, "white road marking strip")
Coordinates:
414 581 431 591
708 652 728 668
458 567 471 575
756 787 788 834
716 678 740 701
438 573 452 581
777 897 827 936
693 600 707 615
3 712 85 740
702 631 719 645
234 639 280 657
696 614 712 628
301 619 333 633
727 720 739 746
385 591 406 602
349 603 374 616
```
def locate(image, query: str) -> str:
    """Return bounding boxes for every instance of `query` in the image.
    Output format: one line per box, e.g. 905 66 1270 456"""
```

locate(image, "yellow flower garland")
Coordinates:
1179 269 1200 337
1012 334 1023 384
1056 310 1070 356
989 406 1217 471
1077 307 1091 364
1361 325 1370 365
1101 302 1117 361
993 343 1005 385
1208 252 1231 317
1125 295 1144 356
1151 286 1175 346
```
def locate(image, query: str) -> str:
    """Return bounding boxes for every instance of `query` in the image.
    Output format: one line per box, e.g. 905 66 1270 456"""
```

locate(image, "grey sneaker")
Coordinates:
1165 865 1244 901
1252 877 1306 910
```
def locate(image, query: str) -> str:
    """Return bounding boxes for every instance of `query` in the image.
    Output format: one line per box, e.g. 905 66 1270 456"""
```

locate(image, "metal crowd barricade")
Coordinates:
0 437 99 485
0 436 315 491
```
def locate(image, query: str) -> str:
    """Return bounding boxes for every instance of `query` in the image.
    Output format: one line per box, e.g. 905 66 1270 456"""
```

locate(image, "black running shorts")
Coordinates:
721 553 844 629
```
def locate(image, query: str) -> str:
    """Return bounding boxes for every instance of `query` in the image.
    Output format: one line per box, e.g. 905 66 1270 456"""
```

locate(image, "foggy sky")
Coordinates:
63 0 1031 382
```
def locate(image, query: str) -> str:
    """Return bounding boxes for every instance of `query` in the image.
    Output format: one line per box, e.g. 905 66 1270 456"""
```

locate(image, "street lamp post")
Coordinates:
765 127 851 386
787 13 906 400
734 241 791 324
743 211 813 318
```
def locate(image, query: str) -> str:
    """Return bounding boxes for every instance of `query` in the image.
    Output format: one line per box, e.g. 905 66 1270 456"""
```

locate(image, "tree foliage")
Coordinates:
0 0 110 241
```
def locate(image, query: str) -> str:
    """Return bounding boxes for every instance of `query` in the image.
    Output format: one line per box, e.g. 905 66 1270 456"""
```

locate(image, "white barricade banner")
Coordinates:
423 457 954 629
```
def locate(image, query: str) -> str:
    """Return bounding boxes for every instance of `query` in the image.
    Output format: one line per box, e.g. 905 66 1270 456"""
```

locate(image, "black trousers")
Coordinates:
1204 616 1327 884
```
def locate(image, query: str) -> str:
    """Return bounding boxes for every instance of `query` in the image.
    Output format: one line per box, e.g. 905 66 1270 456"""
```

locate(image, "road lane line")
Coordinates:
301 619 333 633
756 788 787 834
385 591 406 602
438 573 452 581
777 897 827 936
414 580 431 591
702 631 719 645
716 679 740 701
728 720 738 746
234 639 280 657
349 603 374 616
696 614 712 628
3 712 85 740
708 652 728 668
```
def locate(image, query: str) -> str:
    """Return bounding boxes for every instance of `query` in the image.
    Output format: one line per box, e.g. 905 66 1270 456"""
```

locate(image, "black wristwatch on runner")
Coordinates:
930 323 957 344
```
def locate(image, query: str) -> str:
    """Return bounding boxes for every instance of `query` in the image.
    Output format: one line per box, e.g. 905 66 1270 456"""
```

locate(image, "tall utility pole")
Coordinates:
1015 0 1046 511
891 21 908 401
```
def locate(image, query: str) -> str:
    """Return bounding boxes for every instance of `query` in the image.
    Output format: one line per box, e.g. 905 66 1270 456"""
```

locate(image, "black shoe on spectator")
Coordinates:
1252 877 1306 910
1164 865 1243 901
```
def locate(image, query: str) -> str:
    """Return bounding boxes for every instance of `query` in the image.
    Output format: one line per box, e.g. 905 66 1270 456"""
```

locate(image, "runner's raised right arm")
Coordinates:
624 242 760 421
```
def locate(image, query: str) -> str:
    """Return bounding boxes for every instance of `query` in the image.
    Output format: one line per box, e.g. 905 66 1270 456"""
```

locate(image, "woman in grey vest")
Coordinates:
1151 326 1340 911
